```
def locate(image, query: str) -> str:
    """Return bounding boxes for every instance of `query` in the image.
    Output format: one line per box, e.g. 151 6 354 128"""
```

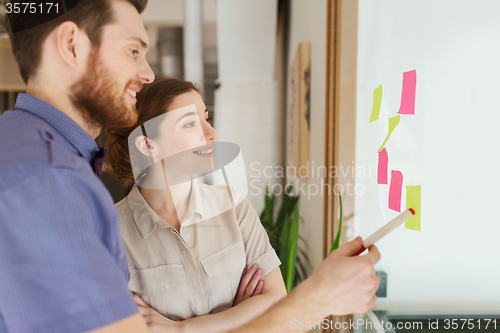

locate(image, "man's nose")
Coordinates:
138 59 155 84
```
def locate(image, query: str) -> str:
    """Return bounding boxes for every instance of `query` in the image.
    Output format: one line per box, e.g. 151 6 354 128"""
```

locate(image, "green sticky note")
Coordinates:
405 185 421 231
370 85 382 123
377 115 400 152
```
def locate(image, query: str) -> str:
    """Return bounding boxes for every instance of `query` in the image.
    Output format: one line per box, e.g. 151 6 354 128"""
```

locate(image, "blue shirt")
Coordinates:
0 94 137 333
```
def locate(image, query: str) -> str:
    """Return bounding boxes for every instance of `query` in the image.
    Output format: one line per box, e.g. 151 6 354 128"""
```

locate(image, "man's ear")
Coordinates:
56 21 89 69
135 136 157 157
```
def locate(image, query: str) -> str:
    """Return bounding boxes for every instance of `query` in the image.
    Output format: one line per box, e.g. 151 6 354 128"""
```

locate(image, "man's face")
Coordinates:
70 0 155 131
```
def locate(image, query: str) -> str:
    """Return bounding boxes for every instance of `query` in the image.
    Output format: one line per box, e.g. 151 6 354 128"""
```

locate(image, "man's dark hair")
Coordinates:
5 0 148 84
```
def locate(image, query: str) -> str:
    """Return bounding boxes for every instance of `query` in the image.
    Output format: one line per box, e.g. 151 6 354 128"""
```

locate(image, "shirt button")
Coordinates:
45 132 54 140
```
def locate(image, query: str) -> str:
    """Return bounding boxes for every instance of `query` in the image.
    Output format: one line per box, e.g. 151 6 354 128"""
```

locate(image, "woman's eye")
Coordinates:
184 121 196 128
205 116 212 123
130 49 139 57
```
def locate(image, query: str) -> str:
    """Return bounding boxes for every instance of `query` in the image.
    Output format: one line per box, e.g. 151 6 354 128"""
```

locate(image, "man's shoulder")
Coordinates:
0 110 82 191
0 163 121 255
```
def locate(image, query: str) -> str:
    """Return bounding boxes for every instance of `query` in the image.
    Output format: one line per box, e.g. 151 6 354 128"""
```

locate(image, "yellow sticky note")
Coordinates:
377 115 400 152
405 185 421 231
370 85 382 123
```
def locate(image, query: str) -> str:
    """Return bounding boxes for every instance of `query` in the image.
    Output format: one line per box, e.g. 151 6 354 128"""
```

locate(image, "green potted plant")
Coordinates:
259 183 311 292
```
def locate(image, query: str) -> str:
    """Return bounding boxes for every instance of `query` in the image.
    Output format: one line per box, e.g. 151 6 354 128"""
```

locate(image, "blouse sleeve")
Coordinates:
232 191 281 277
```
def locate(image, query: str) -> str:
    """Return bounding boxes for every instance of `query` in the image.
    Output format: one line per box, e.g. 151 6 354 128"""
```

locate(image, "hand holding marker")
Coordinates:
353 208 415 256
328 194 415 255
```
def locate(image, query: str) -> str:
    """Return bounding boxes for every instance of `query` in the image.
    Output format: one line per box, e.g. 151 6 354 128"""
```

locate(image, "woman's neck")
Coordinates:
138 178 192 232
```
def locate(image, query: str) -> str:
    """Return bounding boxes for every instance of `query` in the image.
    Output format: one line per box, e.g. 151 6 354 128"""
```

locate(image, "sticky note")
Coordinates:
370 85 382 123
398 70 416 115
405 185 421 231
388 170 403 212
377 115 400 152
377 148 388 184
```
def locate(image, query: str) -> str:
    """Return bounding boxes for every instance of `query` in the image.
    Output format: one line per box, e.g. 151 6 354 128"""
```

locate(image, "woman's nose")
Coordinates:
204 123 217 145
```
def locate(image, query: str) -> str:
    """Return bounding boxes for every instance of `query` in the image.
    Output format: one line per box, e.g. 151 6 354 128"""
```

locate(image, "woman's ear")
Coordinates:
135 136 157 157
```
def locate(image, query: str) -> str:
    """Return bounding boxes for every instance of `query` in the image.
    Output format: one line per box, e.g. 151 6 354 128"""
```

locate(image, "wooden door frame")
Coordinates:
323 0 359 332
323 0 341 261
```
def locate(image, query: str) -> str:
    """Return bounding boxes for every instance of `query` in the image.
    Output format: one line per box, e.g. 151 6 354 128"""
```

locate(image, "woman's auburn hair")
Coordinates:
106 77 199 192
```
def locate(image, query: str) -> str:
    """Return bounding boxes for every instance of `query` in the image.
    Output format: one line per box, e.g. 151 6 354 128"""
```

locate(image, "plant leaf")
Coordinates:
329 192 343 253
297 235 310 249
263 183 274 229
295 254 308 283
279 213 290 280
284 202 299 293
294 260 305 284
297 247 313 270
258 182 308 290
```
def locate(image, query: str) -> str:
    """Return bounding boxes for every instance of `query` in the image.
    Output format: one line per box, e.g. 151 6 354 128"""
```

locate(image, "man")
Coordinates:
0 1 379 332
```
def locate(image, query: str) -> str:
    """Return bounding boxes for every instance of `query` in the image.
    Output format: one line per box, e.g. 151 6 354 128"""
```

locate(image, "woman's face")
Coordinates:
144 90 217 181
157 90 216 157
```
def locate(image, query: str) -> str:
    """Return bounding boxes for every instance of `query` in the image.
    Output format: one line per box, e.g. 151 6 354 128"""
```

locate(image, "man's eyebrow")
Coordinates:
176 111 197 123
127 36 149 49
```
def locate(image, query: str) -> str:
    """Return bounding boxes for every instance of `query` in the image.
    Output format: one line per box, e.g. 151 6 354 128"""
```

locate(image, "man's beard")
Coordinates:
69 52 142 131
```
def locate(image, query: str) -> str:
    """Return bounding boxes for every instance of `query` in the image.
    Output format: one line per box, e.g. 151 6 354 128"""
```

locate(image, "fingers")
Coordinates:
134 295 152 318
235 264 258 300
372 274 380 294
133 294 148 307
310 239 381 316
252 280 264 296
135 301 151 317
331 236 364 257
137 305 150 317
240 265 248 278
364 245 381 264
245 268 263 297
367 294 377 312
233 264 265 306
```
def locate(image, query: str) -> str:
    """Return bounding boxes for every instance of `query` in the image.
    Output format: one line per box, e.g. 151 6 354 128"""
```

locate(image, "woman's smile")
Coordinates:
193 147 213 157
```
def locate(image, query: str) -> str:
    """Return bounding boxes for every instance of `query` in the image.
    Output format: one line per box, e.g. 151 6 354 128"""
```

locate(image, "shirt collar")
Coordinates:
183 178 236 227
184 178 206 223
14 93 98 162
127 179 205 239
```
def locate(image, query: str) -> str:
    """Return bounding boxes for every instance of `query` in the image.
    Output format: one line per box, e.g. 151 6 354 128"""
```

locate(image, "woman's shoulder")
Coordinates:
115 195 131 216
113 188 148 244
114 189 137 228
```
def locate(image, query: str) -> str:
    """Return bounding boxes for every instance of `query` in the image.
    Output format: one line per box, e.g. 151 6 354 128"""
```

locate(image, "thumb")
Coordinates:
332 236 364 257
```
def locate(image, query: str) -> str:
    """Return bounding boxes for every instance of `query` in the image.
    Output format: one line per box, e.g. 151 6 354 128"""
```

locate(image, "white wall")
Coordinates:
287 0 327 271
215 0 278 212
141 0 218 75
141 0 217 25
356 0 500 311
217 0 277 82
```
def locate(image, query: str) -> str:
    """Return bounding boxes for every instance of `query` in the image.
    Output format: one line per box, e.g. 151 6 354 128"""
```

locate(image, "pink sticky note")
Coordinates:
398 70 416 115
388 170 403 212
377 148 388 184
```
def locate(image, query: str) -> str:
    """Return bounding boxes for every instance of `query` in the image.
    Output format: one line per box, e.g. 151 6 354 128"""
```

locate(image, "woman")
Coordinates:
106 77 287 333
